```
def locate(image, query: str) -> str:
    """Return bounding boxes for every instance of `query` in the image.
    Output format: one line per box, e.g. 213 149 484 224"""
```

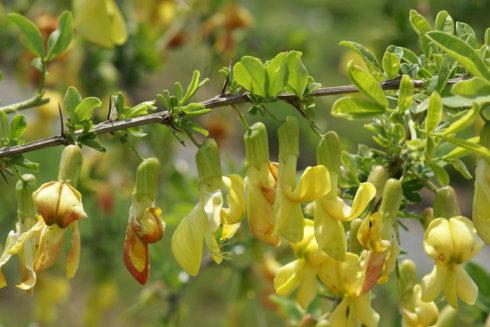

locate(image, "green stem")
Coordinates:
231 104 250 130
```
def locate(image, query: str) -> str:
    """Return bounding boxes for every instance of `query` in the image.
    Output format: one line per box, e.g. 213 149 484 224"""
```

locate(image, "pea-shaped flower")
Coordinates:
172 139 245 276
33 145 86 279
319 252 379 327
33 145 87 228
314 132 376 261
244 122 280 245
273 117 331 243
421 216 484 308
274 220 330 309
123 158 165 284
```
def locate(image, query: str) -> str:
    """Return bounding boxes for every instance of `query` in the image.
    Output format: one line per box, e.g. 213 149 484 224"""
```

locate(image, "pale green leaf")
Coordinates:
233 56 266 97
348 62 388 107
75 97 102 120
339 41 381 73
398 75 414 111
266 52 288 97
46 11 73 61
8 13 45 57
285 51 308 97
382 50 400 79
331 96 385 120
426 31 490 81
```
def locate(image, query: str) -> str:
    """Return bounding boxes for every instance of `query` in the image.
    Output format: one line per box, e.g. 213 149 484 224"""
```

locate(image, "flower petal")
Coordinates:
204 191 223 233
221 174 245 224
442 266 458 308
353 293 380 327
34 225 66 272
274 259 305 296
424 218 453 264
449 216 483 263
284 165 330 203
296 267 318 309
33 181 62 226
454 264 478 305
328 297 350 327
171 203 208 276
314 201 347 261
57 183 87 228
421 264 446 302
66 222 81 279
273 199 304 243
123 223 148 284
342 182 376 221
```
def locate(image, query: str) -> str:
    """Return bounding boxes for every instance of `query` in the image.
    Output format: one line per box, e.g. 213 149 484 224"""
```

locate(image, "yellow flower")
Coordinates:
244 122 280 245
274 117 330 243
421 216 484 308
402 284 439 327
172 139 245 276
319 252 380 327
314 132 376 261
357 179 402 285
274 220 330 309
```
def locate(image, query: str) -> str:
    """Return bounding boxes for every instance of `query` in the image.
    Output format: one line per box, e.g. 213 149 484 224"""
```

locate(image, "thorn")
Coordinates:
107 96 113 121
220 59 233 96
58 103 66 141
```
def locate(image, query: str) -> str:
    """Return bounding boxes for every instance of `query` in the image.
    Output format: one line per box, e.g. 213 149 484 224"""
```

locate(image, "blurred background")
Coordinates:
0 0 489 326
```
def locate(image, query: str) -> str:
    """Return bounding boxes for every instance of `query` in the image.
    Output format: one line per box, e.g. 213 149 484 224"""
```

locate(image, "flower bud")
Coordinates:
244 122 270 169
421 207 435 229
434 186 460 219
473 121 490 244
196 138 223 191
367 165 389 199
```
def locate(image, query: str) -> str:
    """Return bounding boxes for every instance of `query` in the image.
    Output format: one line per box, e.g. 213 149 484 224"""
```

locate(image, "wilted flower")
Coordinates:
273 117 330 243
172 139 245 276
124 158 165 284
33 145 86 278
421 216 483 308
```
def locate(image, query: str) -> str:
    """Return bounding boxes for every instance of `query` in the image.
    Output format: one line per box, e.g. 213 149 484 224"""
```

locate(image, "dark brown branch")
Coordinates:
0 77 462 159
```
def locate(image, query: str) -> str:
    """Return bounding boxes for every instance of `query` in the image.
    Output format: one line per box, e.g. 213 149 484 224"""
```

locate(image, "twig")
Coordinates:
0 77 462 159
0 94 49 114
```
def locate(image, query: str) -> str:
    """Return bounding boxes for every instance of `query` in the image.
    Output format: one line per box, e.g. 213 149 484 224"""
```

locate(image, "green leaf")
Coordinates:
190 122 209 136
439 103 480 136
425 91 442 134
9 115 27 139
409 10 432 35
339 41 381 73
8 13 45 57
450 159 472 179
451 77 490 98
398 75 414 111
75 97 102 120
429 162 449 185
31 57 44 72
441 95 473 108
129 101 156 116
233 56 267 97
46 11 73 61
348 62 388 107
382 50 400 79
11 156 39 171
331 96 385 120
456 22 477 48
181 70 208 104
435 11 454 34
174 82 184 100
284 51 308 97
426 31 490 81
63 86 82 119
266 52 288 97
441 135 490 160
388 46 419 64
182 102 206 113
